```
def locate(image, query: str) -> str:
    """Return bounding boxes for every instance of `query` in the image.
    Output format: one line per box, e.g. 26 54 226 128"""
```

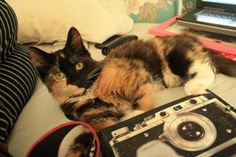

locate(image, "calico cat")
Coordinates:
28 27 236 131
28 27 236 156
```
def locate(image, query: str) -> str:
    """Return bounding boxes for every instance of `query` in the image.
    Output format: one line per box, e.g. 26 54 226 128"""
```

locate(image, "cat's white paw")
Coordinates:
66 91 96 107
184 82 208 95
185 59 216 95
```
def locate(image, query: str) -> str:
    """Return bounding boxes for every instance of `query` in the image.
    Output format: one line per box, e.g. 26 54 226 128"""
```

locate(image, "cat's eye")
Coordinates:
54 72 65 81
76 62 83 71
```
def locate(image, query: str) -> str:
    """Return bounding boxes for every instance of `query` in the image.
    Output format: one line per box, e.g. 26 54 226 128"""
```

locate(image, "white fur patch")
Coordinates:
184 59 216 95
65 89 96 108
121 110 144 121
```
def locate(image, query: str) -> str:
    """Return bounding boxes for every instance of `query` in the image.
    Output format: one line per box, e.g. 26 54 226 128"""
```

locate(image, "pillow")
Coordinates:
6 0 134 44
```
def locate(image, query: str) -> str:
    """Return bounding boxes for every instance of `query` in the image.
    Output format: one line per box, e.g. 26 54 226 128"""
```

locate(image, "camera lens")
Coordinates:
177 121 205 141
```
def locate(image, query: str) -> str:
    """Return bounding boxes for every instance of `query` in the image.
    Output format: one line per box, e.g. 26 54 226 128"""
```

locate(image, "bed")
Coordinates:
3 0 236 156
6 23 236 157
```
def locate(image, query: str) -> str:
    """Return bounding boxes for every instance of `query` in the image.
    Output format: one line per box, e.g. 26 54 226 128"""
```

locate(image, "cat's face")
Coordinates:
57 28 101 89
28 27 99 103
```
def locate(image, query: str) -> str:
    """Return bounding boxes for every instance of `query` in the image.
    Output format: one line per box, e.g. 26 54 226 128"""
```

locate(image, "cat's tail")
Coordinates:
209 52 236 77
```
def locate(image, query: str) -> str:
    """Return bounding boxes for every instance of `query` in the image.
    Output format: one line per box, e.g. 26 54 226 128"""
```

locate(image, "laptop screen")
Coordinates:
202 0 236 5
196 0 236 27
199 0 236 12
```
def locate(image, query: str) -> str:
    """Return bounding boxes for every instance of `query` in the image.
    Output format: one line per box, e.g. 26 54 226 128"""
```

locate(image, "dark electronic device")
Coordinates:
95 35 121 49
95 35 138 55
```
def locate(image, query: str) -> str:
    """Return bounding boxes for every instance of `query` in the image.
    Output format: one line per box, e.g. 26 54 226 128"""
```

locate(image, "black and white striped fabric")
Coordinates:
0 0 37 143
0 0 17 63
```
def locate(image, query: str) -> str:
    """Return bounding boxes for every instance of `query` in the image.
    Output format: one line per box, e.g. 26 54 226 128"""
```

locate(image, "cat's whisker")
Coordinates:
88 72 100 80
87 65 103 79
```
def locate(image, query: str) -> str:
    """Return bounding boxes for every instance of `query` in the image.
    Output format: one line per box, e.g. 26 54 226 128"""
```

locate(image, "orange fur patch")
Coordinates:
93 58 154 111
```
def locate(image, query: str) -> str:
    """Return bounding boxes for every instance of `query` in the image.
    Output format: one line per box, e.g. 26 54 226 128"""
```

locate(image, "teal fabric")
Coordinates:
129 0 196 23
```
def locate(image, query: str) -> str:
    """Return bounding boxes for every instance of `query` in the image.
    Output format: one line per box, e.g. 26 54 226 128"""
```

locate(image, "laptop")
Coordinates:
176 0 236 37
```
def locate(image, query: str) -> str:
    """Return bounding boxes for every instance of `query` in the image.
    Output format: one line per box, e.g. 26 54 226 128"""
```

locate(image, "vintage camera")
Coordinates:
99 92 236 157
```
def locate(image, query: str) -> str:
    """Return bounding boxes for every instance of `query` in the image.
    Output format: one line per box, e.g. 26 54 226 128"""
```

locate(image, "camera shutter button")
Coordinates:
189 99 198 104
160 111 168 117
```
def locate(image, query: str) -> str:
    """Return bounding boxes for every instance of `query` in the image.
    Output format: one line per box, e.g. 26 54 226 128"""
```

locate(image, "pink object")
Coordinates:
148 16 236 61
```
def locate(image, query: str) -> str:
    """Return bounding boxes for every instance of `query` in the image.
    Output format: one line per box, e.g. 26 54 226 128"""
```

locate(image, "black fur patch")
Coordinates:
110 40 163 78
166 50 192 77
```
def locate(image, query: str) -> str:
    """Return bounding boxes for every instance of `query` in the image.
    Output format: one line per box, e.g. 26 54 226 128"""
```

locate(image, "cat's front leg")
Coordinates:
135 83 155 111
162 68 182 88
69 92 96 107
60 91 97 119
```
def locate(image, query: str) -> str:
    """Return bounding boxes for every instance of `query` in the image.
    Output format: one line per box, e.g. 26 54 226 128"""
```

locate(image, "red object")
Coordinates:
148 16 236 61
26 121 100 157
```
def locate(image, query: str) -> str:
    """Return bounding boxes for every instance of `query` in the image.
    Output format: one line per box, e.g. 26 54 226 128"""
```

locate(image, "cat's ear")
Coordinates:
65 27 87 54
28 47 55 68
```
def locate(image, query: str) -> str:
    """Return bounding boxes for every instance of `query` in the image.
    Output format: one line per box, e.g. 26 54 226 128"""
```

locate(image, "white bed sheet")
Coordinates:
7 23 236 157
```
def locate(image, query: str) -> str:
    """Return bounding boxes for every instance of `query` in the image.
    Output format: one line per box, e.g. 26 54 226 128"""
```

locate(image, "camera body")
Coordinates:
99 92 236 157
